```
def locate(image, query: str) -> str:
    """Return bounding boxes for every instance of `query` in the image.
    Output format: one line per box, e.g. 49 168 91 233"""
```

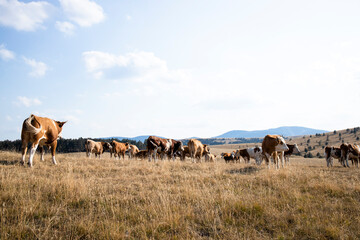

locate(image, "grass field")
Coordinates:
1 149 360 239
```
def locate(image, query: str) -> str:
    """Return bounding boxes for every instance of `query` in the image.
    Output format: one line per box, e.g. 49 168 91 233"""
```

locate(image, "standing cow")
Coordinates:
85 139 112 158
324 146 341 167
283 144 300 164
21 114 66 167
110 140 131 160
235 147 262 164
127 144 140 159
188 139 210 163
146 136 184 162
262 135 289 169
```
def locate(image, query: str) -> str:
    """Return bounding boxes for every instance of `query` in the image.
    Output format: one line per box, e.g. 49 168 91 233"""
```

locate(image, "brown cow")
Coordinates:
348 144 360 167
146 136 184 162
85 139 112 158
188 139 210 163
179 146 190 161
110 140 130 160
135 150 148 160
221 152 236 163
340 143 351 167
324 146 341 167
21 114 66 167
262 135 289 169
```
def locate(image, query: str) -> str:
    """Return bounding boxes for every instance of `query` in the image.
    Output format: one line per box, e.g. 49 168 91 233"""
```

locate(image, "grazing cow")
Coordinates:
204 153 216 162
262 135 289 169
21 114 66 167
110 140 131 160
127 144 140 159
85 139 112 158
235 146 263 165
146 136 184 162
324 146 341 167
283 144 300 164
188 139 210 163
222 151 236 163
135 150 148 160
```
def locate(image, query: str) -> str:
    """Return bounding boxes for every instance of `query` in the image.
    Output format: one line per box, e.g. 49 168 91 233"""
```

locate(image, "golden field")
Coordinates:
1 148 360 239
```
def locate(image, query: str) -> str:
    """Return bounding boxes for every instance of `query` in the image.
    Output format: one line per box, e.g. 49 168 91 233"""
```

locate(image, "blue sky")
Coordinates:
1 0 360 140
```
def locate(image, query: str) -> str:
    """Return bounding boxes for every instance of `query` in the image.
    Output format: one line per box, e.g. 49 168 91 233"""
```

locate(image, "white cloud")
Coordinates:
16 96 42 107
0 0 52 31
23 57 48 77
55 21 75 35
59 0 105 27
0 44 15 60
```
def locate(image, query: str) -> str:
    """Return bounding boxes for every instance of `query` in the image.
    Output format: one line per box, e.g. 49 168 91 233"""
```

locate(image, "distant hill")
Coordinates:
105 135 163 142
214 126 329 138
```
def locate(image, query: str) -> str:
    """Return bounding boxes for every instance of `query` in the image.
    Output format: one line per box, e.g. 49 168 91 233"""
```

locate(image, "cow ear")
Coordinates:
57 121 67 128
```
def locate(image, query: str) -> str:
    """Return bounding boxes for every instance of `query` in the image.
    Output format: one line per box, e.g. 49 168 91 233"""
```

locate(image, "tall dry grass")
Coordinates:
1 150 360 239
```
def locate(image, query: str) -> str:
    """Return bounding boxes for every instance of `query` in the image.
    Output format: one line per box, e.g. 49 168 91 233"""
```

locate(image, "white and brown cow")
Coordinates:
110 140 131 160
222 151 236 163
324 146 341 167
348 144 360 167
283 144 300 164
188 139 210 163
85 139 112 158
21 114 66 167
204 153 216 162
146 136 184 162
127 144 140 159
235 147 263 165
262 135 289 169
340 143 360 168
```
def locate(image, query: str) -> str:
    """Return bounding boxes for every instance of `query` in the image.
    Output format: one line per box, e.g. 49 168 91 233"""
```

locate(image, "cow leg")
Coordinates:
50 141 58 165
345 154 350 168
39 146 45 161
28 143 39 167
21 141 28 165
279 152 284 168
264 153 271 169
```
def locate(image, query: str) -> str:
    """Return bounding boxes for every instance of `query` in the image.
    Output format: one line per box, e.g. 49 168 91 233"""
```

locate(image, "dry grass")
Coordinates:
1 150 360 239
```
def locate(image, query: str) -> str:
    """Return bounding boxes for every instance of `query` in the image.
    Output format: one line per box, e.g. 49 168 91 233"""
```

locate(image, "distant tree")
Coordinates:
323 133 325 136
334 130 337 134
307 139 310 144
316 152 322 158
357 136 360 141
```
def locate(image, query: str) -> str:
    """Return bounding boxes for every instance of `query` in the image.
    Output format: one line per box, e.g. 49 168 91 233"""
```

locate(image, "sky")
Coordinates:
1 0 360 140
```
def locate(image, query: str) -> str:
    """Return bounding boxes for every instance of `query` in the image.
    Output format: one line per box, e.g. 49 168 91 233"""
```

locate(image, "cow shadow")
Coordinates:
226 166 261 175
0 159 18 166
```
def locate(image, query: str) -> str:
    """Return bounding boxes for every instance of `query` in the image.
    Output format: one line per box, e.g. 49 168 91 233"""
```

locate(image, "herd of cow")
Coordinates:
19 114 360 169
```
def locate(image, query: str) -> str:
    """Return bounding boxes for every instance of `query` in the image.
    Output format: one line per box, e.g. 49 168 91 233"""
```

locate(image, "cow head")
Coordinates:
125 142 131 150
55 120 67 138
275 136 289 151
102 142 112 151
174 141 184 152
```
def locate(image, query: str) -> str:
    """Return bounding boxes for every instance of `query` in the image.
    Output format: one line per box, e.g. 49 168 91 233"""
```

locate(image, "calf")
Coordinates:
188 139 210 163
85 139 112 158
204 153 216 162
340 143 351 168
21 114 66 167
222 151 236 163
110 140 131 160
262 135 289 169
127 144 140 159
135 150 148 160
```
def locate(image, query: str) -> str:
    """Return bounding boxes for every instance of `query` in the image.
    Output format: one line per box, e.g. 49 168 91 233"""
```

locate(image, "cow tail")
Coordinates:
24 114 42 135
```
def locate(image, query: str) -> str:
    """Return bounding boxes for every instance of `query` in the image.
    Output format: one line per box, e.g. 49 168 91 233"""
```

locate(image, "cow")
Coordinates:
187 139 210 163
222 151 236 163
235 147 263 164
85 139 112 158
204 153 216 162
262 135 289 169
21 114 66 167
179 146 190 161
127 144 140 159
110 140 131 160
283 144 300 164
340 143 351 168
146 136 184 162
348 144 360 167
135 150 148 160
324 146 341 167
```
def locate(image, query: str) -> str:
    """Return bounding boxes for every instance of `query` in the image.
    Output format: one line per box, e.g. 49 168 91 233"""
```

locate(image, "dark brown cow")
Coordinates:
135 150 148 160
235 149 250 163
283 144 300 164
179 146 190 161
222 152 236 163
262 135 289 169
110 140 130 160
146 136 184 162
340 143 351 167
324 146 341 167
21 114 66 167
